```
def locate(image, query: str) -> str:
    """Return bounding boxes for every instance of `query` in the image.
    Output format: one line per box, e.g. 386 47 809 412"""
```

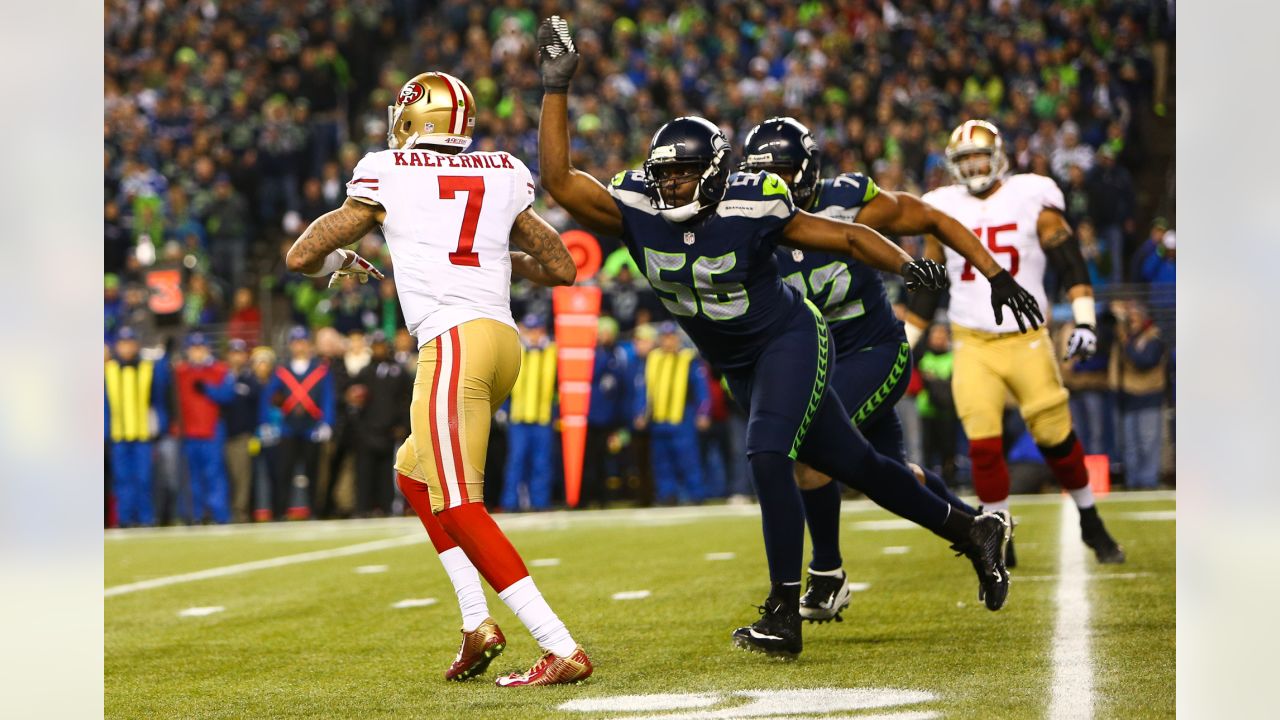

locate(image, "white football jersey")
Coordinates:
347 148 536 347
921 173 1064 334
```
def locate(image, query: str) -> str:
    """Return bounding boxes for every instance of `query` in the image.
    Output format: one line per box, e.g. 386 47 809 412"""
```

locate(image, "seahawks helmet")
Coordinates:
741 117 821 207
642 116 731 223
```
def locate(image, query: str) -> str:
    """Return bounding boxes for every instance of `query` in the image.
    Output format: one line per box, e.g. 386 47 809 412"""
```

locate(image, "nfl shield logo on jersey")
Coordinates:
684 232 695 245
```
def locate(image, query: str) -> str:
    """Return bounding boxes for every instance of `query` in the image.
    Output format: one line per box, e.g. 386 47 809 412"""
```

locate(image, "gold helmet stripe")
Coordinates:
441 72 470 135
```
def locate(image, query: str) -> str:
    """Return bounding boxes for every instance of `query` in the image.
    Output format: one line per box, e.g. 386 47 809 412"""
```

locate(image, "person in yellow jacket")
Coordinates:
501 315 558 510
104 327 171 526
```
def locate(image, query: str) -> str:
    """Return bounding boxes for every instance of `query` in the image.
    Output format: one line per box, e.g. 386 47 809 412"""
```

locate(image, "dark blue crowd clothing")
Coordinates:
184 434 230 524
775 172 905 360
587 343 633 428
261 358 335 438
503 424 554 511
208 367 263 437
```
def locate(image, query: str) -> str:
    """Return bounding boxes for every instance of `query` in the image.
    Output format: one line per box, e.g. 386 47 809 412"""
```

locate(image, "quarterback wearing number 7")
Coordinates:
285 71 594 687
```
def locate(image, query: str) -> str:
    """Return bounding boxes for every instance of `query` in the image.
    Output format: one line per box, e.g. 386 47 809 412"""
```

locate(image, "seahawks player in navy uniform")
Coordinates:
741 118 1043 623
537 17 1011 659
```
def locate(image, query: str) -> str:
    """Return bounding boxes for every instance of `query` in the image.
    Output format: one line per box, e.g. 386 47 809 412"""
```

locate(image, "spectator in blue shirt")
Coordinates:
581 316 632 509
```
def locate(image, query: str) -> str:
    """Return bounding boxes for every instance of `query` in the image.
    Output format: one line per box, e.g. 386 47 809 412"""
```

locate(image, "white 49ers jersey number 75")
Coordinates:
346 148 536 347
921 173 1064 334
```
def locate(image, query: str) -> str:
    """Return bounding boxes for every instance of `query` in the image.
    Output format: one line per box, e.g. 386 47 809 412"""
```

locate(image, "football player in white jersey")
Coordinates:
906 120 1125 565
286 71 593 686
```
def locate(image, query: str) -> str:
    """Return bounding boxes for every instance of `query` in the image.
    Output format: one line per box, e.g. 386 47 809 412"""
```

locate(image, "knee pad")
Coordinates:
1025 401 1073 449
1037 431 1090 490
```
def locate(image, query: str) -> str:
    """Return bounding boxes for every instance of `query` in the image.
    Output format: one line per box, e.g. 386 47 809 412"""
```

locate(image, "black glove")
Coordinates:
1064 324 1098 361
988 269 1044 333
901 260 948 292
537 16 579 93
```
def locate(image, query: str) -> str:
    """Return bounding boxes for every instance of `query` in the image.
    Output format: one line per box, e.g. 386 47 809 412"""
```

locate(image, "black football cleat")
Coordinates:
1080 506 1126 564
952 512 1011 611
799 569 851 624
732 596 802 659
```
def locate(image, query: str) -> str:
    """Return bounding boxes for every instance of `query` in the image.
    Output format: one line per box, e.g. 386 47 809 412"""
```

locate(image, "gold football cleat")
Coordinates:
444 618 506 681
494 645 593 687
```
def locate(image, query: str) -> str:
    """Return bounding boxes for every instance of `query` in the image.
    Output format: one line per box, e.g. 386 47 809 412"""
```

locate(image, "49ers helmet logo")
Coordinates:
398 82 425 106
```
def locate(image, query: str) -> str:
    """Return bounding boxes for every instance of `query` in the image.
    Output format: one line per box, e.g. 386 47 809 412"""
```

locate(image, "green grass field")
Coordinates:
105 492 1175 719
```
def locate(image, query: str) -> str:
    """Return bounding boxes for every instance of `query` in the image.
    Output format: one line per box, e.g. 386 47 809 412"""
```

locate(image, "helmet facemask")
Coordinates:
643 127 730 224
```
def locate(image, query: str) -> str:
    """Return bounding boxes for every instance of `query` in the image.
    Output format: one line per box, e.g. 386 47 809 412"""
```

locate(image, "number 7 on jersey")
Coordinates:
440 175 485 267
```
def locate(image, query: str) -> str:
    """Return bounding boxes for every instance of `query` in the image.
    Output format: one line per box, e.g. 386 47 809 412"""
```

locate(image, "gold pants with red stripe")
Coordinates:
395 319 521 513
951 324 1073 445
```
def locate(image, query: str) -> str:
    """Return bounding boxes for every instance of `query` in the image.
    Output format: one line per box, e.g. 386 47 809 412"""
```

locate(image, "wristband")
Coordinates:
904 322 925 349
1071 296 1097 328
305 249 348 277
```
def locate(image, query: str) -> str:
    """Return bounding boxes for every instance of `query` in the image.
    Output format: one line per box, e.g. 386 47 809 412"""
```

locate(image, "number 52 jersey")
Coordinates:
921 173 1063 334
346 148 537 347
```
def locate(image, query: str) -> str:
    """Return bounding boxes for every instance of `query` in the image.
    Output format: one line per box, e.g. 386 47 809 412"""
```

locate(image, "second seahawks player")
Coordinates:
741 117 1043 622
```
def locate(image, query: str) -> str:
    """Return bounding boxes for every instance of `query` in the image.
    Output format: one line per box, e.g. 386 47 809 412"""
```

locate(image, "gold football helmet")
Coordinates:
945 119 1009 194
387 72 477 151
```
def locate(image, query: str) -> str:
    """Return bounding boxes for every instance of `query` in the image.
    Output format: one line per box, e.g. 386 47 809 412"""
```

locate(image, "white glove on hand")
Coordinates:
328 249 386 288
1064 325 1098 361
310 422 333 443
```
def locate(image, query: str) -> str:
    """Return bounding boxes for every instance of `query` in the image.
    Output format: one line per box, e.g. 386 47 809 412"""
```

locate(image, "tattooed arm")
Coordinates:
285 198 385 275
509 207 577 286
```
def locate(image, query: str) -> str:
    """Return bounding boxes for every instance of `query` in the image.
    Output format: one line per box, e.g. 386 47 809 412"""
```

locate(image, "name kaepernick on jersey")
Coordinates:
347 148 536 347
921 173 1063 335
391 151 517 169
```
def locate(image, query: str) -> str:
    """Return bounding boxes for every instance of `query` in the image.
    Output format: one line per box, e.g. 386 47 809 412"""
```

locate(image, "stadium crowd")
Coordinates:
104 0 1175 525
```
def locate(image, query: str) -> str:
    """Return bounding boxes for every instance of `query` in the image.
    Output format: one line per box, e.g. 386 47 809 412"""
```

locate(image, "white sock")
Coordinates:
984 498 1010 514
498 576 577 657
808 567 843 577
1068 486 1096 510
438 547 490 633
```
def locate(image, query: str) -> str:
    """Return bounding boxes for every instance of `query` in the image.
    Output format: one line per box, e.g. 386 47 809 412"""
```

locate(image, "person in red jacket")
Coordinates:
175 332 231 523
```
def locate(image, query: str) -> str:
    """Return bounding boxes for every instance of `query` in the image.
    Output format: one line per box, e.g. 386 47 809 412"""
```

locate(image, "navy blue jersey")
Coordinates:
774 172 905 357
608 169 804 371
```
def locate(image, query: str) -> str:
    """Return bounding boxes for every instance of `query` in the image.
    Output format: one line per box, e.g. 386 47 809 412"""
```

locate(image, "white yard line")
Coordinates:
1048 498 1095 720
105 534 425 598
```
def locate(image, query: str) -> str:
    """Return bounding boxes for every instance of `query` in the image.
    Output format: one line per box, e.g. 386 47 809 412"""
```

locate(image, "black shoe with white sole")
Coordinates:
732 596 802 658
799 569 851 623
952 512 1012 611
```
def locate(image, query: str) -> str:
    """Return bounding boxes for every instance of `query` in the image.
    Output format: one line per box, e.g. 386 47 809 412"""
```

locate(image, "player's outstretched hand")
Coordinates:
988 269 1043 333
1064 324 1098 361
327 249 385 288
901 259 948 292
538 16 579 92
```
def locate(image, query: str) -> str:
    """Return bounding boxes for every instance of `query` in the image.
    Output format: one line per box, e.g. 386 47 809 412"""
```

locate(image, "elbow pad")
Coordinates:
1045 239 1092 291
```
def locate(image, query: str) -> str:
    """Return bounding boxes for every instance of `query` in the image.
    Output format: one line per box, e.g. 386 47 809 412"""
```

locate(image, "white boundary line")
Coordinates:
105 490 1175 541
1047 498 1095 720
105 534 425 598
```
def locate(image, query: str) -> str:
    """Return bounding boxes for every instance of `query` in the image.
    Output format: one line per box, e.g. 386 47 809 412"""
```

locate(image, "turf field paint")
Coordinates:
611 590 651 600
853 520 918 531
882 546 911 554
177 606 224 617
704 552 736 560
1048 497 1095 720
104 534 426 597
558 687 938 718
1119 510 1176 521
529 558 561 567
1015 572 1152 583
391 598 437 609
847 582 871 592
354 565 388 574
